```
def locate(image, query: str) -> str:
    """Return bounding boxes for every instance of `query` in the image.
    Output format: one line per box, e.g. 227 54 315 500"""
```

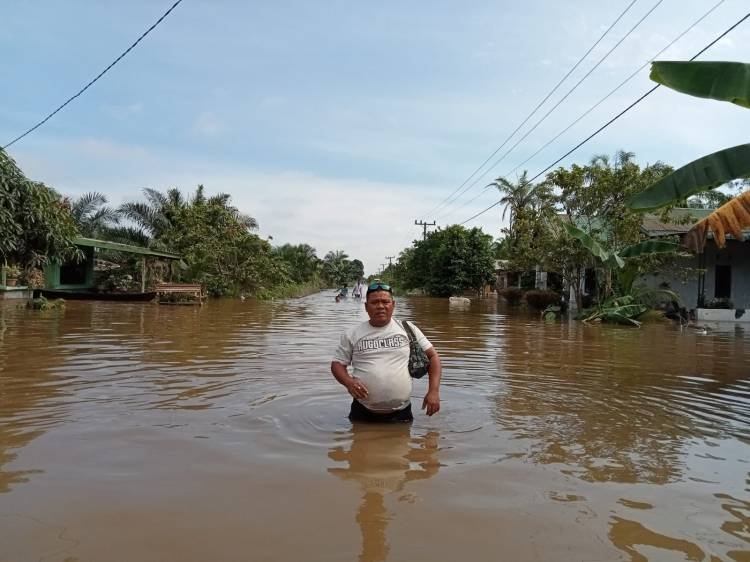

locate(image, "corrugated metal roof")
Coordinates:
73 238 181 259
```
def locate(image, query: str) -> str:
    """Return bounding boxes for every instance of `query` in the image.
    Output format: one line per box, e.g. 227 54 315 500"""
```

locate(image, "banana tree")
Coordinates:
563 222 680 324
628 62 750 211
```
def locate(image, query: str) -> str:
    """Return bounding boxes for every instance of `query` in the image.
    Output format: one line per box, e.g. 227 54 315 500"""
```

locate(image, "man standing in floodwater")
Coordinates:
331 282 442 422
352 279 365 299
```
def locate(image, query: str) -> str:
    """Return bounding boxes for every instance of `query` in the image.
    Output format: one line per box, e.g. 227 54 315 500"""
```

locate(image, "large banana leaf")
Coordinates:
627 143 750 211
650 61 750 108
562 222 609 262
619 240 678 258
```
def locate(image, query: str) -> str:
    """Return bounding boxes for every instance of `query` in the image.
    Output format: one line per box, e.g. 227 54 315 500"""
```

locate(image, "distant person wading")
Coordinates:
331 282 442 422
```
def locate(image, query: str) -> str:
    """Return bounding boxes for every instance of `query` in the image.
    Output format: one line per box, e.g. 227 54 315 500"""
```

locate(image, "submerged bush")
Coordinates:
524 289 561 310
24 296 65 310
498 287 523 306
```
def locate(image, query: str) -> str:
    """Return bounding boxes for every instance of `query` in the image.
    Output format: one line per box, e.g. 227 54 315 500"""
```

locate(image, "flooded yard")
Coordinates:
1 293 748 561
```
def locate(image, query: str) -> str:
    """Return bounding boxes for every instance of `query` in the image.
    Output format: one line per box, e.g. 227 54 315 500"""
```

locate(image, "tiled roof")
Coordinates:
640 209 710 236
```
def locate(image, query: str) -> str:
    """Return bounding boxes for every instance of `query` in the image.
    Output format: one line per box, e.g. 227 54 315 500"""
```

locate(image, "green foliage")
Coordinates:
497 287 523 306
273 244 321 284
348 259 364 281
0 149 80 270
649 61 750 109
113 185 337 298
4 263 21 278
562 222 610 263
397 225 495 297
628 144 750 211
25 296 65 310
704 297 734 309
628 61 750 213
322 250 357 287
70 192 120 237
531 152 677 310
524 289 561 311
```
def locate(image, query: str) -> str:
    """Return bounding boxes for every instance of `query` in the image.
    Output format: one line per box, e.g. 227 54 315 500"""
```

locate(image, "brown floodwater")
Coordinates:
0 292 749 562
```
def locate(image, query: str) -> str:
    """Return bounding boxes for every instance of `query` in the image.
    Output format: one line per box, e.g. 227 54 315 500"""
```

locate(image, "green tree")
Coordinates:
69 191 120 238
628 62 750 211
0 149 79 270
533 152 675 308
348 259 364 281
399 225 495 297
322 250 352 287
273 243 321 284
488 171 541 229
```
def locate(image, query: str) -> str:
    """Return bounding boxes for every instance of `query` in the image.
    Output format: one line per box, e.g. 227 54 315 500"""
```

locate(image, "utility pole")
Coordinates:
414 219 436 240
385 256 394 267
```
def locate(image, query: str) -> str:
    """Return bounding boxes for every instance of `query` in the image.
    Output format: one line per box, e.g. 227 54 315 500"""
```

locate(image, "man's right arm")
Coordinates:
331 361 368 400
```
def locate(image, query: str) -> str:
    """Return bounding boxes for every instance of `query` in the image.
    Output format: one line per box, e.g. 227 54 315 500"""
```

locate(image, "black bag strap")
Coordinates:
400 319 417 342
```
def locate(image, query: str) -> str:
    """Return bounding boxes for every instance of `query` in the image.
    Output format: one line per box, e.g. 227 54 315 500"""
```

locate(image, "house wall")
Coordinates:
641 240 750 309
43 247 95 289
704 240 750 309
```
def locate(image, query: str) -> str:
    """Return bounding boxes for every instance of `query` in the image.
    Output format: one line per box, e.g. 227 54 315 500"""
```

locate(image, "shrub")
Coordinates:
498 287 523 306
22 268 45 289
25 296 65 310
705 298 734 309
525 289 561 310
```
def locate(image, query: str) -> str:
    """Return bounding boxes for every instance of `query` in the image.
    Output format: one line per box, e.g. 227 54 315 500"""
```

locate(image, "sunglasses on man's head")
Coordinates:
367 282 391 292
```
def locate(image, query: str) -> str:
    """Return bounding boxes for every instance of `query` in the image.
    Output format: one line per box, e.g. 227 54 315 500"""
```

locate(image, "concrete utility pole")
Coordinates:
414 219 436 240
385 256 394 267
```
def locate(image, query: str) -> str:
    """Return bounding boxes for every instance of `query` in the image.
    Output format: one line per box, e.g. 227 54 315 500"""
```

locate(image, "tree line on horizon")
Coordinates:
0 148 363 298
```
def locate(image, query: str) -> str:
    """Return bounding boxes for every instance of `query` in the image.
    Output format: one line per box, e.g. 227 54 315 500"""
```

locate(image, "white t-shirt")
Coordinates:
333 318 432 412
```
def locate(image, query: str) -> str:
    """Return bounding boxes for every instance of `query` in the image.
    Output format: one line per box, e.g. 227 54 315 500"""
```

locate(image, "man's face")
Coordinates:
365 290 395 326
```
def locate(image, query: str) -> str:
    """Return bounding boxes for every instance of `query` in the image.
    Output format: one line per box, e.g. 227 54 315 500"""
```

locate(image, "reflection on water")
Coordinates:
0 294 749 561
328 424 441 561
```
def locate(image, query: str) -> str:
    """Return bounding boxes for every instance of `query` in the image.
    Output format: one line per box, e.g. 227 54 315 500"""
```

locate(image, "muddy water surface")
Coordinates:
0 293 748 561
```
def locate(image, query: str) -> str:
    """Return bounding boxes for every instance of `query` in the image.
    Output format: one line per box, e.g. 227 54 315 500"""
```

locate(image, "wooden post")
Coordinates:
141 256 146 293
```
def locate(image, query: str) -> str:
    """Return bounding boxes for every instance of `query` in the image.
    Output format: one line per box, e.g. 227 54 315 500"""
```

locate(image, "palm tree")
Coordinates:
487 171 539 229
69 191 120 237
118 187 178 241
323 250 351 287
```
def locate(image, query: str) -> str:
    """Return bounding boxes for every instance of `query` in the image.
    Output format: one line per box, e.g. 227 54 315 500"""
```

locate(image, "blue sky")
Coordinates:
2 1 748 273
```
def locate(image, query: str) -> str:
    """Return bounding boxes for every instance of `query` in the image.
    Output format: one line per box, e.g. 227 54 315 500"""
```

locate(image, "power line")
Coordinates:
423 0 639 219
502 0 725 181
439 0 664 221
442 0 724 223
3 0 184 150
459 10 750 226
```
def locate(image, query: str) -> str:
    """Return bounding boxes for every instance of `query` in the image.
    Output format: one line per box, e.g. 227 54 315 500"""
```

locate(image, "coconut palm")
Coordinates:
487 171 542 228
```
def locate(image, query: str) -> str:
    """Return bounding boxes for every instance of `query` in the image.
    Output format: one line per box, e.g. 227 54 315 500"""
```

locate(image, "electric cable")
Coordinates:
502 0 725 181
3 0 184 149
440 0 664 220
421 0 639 219
458 10 750 226
439 0 724 222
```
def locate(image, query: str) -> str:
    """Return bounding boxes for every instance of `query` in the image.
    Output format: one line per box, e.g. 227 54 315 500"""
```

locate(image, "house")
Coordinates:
496 209 750 318
42 237 181 298
640 209 750 317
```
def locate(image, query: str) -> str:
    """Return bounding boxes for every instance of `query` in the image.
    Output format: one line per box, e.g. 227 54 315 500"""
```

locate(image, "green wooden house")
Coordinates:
44 237 181 293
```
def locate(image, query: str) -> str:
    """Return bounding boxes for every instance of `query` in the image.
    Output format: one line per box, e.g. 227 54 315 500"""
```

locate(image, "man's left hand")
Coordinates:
422 390 440 416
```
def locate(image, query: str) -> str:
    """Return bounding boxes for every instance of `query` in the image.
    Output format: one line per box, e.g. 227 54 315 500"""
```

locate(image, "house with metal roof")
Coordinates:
639 208 750 318
40 237 181 300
